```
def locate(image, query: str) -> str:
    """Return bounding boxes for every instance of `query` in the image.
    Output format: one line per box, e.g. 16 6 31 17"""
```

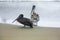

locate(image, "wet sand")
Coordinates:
0 23 60 40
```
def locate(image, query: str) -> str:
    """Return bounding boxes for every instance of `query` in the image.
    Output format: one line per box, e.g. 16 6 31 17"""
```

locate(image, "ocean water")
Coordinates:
0 2 60 27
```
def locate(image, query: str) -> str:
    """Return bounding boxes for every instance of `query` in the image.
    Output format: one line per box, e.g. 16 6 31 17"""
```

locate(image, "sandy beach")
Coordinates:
0 23 60 40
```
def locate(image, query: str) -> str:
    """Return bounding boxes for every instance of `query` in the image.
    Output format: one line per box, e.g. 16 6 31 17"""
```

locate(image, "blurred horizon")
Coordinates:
0 0 60 2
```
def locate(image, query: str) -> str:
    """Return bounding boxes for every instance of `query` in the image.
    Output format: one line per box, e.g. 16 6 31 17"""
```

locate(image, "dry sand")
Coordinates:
0 23 60 40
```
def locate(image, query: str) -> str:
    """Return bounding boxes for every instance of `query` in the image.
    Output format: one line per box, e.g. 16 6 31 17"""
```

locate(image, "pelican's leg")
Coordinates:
24 25 25 28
